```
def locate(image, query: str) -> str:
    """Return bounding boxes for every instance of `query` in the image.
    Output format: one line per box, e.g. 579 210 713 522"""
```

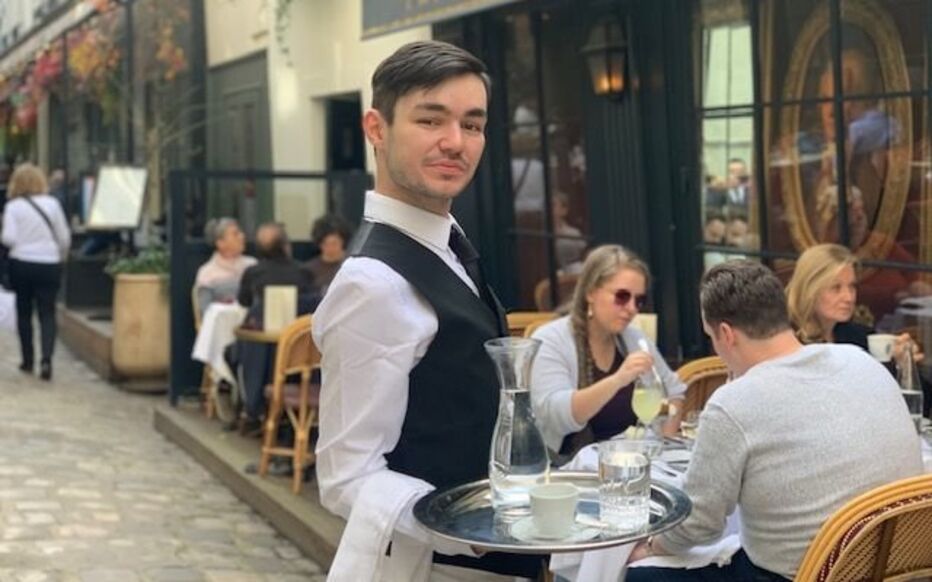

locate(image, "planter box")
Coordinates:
112 273 169 379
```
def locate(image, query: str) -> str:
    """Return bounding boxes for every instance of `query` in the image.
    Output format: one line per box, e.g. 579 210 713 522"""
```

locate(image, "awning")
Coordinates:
363 0 519 39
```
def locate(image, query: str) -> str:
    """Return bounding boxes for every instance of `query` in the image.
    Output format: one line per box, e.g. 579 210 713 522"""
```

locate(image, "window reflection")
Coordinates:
503 8 589 308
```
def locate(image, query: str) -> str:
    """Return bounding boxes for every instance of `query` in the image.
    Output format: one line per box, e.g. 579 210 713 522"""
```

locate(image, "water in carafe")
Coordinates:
485 337 549 515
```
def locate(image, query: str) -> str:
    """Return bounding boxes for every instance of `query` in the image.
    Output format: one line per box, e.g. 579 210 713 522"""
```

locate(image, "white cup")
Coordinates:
529 483 578 539
867 334 897 362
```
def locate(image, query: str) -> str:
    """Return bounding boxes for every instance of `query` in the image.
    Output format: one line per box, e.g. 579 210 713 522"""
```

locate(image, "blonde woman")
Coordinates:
1 164 71 380
530 244 685 459
786 243 920 365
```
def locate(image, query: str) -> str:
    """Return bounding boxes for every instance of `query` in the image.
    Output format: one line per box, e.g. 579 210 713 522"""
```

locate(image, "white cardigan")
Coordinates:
529 315 686 452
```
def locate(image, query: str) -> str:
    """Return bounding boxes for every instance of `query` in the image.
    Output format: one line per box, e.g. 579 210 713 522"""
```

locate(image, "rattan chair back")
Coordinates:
794 473 932 582
507 311 557 338
675 355 729 415
259 314 320 494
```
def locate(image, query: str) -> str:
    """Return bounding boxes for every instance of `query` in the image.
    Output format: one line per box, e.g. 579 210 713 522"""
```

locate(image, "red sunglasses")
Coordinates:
613 288 648 310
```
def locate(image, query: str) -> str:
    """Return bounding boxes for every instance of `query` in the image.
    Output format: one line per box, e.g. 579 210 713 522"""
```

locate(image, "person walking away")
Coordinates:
1 163 71 381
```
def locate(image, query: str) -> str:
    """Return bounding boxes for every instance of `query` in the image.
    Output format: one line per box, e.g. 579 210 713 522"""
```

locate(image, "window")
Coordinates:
697 0 932 328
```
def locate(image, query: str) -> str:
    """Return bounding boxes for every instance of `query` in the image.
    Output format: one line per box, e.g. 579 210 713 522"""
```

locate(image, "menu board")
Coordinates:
86 165 148 230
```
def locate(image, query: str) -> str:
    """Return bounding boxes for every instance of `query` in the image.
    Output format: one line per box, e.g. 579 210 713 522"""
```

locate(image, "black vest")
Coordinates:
354 222 543 578
354 221 502 487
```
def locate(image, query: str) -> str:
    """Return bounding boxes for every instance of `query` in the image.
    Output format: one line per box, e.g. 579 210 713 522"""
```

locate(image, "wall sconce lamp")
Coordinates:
581 15 628 98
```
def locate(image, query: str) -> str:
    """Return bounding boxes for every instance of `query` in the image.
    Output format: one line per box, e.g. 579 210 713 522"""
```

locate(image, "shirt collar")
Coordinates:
363 190 456 251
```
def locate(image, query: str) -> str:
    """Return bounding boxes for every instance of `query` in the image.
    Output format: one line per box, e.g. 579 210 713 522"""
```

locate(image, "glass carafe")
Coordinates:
485 337 549 514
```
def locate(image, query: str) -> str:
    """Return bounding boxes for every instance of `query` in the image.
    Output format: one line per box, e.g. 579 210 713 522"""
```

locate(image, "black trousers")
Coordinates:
9 259 62 365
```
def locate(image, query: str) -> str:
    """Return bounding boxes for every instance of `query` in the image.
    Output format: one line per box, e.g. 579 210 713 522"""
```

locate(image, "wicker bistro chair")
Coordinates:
507 311 557 338
675 355 729 415
258 314 321 494
794 473 932 582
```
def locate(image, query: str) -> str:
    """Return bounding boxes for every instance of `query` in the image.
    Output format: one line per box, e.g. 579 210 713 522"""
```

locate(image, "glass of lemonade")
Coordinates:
598 439 651 532
632 378 664 436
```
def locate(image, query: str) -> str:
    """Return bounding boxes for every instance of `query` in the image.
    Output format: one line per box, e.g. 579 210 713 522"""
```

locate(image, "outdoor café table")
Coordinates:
552 430 932 582
191 302 248 386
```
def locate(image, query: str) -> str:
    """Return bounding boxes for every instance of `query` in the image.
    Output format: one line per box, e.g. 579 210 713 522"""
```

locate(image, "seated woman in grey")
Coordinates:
194 218 257 316
530 244 685 460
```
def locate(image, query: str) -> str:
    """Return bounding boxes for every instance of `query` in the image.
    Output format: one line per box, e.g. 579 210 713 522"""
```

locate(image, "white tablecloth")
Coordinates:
191 302 247 385
550 444 740 582
551 437 932 582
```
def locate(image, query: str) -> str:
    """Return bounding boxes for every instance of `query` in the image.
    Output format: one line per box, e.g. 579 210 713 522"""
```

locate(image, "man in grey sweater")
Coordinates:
627 261 922 581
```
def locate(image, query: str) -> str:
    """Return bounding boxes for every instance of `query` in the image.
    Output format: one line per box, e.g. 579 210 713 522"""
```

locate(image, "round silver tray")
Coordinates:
413 471 692 554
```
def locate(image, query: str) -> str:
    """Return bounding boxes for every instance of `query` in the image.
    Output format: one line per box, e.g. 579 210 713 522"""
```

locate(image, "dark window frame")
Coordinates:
696 0 932 275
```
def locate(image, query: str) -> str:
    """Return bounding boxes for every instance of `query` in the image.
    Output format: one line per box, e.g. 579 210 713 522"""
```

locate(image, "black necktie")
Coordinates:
448 226 506 335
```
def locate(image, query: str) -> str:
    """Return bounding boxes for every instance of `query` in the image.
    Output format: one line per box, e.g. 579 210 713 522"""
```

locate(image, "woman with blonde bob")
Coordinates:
786 243 920 364
530 244 685 459
1 163 71 380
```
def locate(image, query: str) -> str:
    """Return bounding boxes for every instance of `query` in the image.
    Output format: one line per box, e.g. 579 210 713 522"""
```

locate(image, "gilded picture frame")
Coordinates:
778 0 912 261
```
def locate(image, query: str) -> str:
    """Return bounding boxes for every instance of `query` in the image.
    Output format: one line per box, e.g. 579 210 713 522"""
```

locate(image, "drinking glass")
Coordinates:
597 439 651 532
680 410 700 446
632 378 664 437
903 389 924 433
897 339 926 433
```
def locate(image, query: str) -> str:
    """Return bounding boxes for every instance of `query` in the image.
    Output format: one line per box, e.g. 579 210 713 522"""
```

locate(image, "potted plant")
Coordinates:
105 246 170 381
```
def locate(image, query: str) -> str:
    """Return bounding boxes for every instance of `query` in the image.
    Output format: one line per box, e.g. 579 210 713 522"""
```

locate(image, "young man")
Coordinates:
627 261 922 581
313 41 540 581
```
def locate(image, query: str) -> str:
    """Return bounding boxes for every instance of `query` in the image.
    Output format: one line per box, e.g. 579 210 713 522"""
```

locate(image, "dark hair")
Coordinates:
700 260 790 340
371 40 491 123
256 222 289 260
311 214 353 247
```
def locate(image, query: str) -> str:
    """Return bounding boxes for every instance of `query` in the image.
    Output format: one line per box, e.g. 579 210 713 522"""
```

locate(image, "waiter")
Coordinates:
313 41 543 581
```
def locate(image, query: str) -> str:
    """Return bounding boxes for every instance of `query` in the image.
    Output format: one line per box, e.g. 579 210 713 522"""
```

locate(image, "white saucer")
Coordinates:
509 516 601 543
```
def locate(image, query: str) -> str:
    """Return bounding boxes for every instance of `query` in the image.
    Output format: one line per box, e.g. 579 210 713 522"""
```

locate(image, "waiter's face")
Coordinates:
365 74 488 215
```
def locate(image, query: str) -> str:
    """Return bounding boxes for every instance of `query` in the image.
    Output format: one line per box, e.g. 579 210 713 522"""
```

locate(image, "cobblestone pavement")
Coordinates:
0 333 325 582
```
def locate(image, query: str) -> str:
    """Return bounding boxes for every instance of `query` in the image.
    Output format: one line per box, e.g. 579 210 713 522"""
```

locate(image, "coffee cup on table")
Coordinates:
867 334 897 362
529 483 578 539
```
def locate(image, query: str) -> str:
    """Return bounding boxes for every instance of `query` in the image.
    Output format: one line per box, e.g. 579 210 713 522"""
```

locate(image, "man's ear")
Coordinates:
719 322 737 347
362 109 386 149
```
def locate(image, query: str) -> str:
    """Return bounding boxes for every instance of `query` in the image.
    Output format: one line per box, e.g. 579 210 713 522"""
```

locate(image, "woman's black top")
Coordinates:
559 346 637 456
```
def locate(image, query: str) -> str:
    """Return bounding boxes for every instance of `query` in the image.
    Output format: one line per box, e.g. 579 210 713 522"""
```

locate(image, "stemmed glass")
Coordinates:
631 377 664 439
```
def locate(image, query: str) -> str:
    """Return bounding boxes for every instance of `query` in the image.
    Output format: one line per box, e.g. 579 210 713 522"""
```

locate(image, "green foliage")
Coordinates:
105 246 169 276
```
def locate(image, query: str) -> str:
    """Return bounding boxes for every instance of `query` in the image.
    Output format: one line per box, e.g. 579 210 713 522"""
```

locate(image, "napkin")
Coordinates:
628 534 742 570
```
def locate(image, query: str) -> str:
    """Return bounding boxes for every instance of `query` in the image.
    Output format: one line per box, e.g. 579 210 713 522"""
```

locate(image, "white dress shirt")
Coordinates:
313 192 512 581
1 194 71 264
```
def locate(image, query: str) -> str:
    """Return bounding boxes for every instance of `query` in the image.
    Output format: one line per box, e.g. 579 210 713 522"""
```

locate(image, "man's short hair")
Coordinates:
700 260 790 339
371 40 491 123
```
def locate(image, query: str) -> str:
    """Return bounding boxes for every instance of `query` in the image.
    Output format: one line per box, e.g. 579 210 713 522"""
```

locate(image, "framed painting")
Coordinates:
775 0 912 261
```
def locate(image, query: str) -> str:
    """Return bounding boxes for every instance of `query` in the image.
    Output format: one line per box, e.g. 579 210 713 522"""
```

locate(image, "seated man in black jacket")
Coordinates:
235 222 316 433
237 222 313 310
